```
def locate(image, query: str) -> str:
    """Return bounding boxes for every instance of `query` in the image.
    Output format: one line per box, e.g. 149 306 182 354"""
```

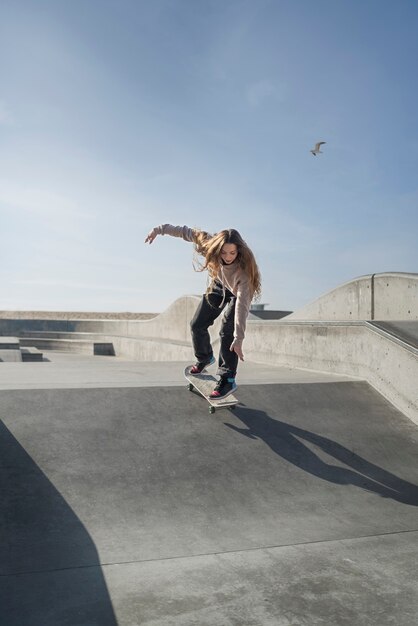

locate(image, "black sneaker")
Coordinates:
189 356 216 375
210 377 237 399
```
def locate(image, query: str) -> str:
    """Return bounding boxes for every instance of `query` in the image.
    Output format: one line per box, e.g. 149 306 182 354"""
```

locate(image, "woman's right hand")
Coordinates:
144 228 158 244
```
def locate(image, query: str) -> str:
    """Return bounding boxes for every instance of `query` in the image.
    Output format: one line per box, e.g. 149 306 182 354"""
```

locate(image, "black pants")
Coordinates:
190 282 238 379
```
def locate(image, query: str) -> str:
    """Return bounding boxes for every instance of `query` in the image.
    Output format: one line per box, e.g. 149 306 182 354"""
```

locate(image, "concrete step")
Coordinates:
18 332 199 361
19 330 114 341
19 337 115 356
0 336 22 362
0 336 21 348
21 347 44 362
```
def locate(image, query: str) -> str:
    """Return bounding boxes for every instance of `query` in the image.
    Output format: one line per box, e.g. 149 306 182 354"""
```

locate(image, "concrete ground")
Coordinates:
1 353 418 626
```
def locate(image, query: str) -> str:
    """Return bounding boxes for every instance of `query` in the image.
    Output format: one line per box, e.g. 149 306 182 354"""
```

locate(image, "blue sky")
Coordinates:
1 0 417 312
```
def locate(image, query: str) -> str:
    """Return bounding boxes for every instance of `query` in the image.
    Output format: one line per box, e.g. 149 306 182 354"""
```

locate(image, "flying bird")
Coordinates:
310 141 326 156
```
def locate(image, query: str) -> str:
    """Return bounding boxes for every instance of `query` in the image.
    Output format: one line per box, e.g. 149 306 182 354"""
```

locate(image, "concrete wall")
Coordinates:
63 296 202 339
288 272 418 321
1 280 416 423
111 336 194 361
0 295 221 362
0 296 203 339
374 273 418 319
245 319 418 425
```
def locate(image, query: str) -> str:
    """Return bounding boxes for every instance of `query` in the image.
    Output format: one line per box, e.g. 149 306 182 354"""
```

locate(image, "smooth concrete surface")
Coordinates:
1 353 418 625
0 352 356 390
287 272 418 321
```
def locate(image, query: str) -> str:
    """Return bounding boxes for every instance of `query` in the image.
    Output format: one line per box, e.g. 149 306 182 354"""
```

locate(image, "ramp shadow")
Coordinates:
224 407 418 506
0 420 117 626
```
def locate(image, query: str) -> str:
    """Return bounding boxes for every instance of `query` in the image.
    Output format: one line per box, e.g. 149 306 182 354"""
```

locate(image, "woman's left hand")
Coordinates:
144 228 158 244
230 340 244 361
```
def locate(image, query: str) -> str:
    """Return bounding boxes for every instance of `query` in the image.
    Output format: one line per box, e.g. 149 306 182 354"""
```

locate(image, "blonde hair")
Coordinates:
192 228 261 301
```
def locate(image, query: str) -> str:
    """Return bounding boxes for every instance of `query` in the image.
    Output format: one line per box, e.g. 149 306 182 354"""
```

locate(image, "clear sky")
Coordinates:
1 0 417 312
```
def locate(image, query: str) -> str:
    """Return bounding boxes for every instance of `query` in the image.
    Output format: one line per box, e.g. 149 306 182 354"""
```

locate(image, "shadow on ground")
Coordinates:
0 420 117 626
224 406 418 506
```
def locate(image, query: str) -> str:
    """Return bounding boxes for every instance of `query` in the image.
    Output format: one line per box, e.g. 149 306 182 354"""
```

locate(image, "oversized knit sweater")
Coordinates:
152 224 253 344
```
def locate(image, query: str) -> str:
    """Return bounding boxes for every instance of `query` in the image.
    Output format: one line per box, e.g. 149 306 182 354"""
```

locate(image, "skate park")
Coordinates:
1 272 418 625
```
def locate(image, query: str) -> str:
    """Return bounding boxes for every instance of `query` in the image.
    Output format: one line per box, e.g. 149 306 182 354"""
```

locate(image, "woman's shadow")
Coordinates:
224 406 418 506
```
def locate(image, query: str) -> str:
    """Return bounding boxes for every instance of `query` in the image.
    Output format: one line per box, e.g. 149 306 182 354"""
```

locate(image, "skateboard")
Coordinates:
184 365 238 414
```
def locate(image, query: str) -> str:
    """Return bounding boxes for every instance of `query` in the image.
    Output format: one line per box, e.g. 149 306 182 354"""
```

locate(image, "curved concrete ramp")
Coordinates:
0 295 203 340
288 272 418 321
1 360 418 625
70 295 203 340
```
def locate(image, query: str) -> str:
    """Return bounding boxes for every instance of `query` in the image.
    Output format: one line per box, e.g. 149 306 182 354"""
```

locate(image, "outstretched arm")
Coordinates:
145 224 196 244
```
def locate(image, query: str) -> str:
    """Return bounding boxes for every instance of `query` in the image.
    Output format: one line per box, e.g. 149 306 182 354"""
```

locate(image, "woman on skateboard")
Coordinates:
145 224 261 399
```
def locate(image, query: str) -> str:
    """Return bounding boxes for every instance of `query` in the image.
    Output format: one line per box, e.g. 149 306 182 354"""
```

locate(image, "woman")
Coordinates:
145 224 261 398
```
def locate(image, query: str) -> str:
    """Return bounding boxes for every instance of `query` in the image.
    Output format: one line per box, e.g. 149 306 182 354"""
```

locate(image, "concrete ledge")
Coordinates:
19 338 116 358
19 330 120 340
0 336 20 349
19 338 97 355
21 347 44 362
0 336 22 362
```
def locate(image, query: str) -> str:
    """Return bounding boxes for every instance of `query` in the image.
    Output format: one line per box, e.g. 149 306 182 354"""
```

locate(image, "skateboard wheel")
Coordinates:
209 406 215 414
188 383 194 392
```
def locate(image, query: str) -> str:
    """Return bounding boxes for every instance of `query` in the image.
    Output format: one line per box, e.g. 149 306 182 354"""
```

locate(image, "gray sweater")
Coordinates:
153 224 253 344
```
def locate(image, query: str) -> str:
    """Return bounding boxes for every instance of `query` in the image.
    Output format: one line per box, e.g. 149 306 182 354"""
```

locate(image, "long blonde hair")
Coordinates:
192 228 261 301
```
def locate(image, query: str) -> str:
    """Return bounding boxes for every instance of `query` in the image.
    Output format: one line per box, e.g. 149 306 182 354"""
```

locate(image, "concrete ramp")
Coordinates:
287 272 418 321
2 377 418 625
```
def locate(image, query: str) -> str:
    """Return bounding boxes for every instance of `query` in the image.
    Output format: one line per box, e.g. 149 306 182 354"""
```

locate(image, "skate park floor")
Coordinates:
1 352 418 625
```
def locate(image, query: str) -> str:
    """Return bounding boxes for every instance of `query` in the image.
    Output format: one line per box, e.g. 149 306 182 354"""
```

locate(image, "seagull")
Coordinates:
310 141 326 156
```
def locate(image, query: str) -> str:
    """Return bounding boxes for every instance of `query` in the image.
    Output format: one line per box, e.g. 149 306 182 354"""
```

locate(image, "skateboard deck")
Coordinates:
184 366 238 414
